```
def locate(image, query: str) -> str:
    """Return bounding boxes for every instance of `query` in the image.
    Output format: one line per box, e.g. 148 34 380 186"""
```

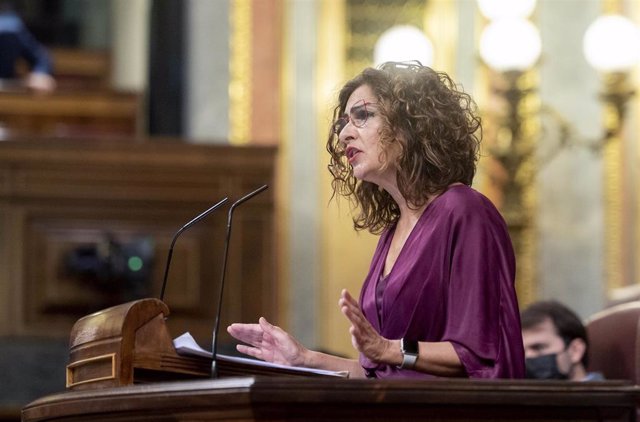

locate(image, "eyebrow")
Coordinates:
347 101 376 112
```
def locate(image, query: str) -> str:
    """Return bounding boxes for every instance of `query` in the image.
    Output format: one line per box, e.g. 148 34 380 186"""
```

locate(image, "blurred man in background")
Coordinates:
521 300 604 381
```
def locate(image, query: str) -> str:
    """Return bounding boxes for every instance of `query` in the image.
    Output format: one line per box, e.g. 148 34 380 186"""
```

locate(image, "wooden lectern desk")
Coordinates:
21 298 640 421
64 298 326 390
65 298 210 390
22 377 640 422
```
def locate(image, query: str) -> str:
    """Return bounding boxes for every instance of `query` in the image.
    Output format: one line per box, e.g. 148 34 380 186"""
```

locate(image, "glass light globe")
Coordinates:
583 14 640 72
477 0 536 20
374 25 434 67
479 18 542 72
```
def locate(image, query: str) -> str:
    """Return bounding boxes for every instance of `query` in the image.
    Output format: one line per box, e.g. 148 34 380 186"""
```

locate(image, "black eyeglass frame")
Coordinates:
332 99 378 136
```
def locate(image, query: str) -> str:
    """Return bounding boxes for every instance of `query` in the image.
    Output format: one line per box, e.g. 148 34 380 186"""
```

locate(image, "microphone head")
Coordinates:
231 184 268 208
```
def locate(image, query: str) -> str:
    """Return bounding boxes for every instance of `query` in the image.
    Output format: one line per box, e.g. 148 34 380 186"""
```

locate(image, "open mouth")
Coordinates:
345 147 361 161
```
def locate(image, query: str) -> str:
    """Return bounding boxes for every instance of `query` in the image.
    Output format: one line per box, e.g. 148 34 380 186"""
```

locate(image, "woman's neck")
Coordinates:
384 185 436 224
387 181 464 221
397 199 431 231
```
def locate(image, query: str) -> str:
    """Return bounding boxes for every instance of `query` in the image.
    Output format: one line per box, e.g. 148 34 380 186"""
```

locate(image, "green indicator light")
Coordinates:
128 256 143 272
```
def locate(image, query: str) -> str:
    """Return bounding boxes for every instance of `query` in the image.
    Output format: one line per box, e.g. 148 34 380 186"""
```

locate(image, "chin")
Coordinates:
354 169 389 187
352 170 372 183
351 167 365 181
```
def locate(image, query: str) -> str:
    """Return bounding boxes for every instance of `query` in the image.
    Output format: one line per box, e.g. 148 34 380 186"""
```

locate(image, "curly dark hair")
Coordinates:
326 61 482 234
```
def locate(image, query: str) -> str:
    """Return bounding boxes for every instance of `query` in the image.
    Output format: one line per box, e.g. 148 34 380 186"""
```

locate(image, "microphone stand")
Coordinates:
211 184 268 378
159 197 229 302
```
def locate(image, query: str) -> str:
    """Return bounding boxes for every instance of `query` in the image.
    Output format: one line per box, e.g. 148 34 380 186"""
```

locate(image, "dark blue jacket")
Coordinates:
0 10 52 78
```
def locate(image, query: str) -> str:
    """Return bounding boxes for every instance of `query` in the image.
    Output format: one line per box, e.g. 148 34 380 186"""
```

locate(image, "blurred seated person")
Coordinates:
0 1 56 93
521 300 604 381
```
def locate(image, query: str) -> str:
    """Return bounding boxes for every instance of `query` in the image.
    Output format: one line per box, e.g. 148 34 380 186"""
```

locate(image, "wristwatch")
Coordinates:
399 338 419 369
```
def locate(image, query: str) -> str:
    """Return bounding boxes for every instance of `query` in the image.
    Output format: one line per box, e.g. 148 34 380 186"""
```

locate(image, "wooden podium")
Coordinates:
65 298 211 390
23 377 640 421
20 299 640 421
65 298 334 391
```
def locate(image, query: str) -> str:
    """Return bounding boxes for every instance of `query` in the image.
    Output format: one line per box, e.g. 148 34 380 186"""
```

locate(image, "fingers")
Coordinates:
341 288 357 302
227 322 260 338
338 289 359 316
339 289 359 308
236 344 263 360
258 317 276 332
337 289 389 363
338 290 369 346
227 322 264 346
229 317 304 365
228 318 286 348
258 317 289 343
337 289 386 360
339 290 367 329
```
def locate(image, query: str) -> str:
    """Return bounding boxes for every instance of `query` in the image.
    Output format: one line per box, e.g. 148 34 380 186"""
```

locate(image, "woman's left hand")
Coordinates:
227 317 308 367
339 289 393 363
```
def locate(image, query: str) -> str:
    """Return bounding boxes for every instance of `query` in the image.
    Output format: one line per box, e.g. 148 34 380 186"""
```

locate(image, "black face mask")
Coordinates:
525 353 569 380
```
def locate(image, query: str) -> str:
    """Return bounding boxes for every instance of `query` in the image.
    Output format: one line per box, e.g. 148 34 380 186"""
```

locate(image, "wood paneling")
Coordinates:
51 48 111 90
0 138 277 351
0 89 141 139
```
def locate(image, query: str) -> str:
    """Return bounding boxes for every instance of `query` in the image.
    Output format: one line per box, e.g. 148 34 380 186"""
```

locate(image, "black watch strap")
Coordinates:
399 338 419 369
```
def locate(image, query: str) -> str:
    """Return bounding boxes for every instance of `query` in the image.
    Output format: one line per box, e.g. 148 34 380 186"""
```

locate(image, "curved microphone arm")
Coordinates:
159 197 229 302
211 184 268 378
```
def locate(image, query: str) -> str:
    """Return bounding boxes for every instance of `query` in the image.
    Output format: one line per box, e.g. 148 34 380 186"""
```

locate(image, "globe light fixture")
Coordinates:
479 18 542 72
582 13 640 293
373 25 434 68
477 3 541 306
583 14 640 73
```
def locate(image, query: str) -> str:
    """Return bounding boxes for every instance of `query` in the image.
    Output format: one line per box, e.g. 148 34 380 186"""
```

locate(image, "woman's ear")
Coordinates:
567 338 587 365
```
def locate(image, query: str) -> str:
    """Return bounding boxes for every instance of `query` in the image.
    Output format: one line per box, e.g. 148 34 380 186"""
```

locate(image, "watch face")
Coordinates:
402 339 419 355
400 338 419 369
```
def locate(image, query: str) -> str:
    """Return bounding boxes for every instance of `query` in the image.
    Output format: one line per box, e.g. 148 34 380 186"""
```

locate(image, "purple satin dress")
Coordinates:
359 185 525 379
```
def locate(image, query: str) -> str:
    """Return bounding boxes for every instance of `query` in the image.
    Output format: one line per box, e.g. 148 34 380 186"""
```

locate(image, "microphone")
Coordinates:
159 197 229 302
211 184 268 378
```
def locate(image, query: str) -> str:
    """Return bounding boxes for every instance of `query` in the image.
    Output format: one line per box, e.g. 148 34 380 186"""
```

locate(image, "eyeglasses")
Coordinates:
378 60 424 72
332 100 377 136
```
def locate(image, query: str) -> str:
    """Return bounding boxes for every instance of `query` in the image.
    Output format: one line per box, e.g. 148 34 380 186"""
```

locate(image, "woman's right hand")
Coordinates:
227 317 308 367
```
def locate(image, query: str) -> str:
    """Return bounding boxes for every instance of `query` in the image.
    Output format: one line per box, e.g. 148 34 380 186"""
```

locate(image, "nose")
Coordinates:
524 348 540 359
338 121 357 145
